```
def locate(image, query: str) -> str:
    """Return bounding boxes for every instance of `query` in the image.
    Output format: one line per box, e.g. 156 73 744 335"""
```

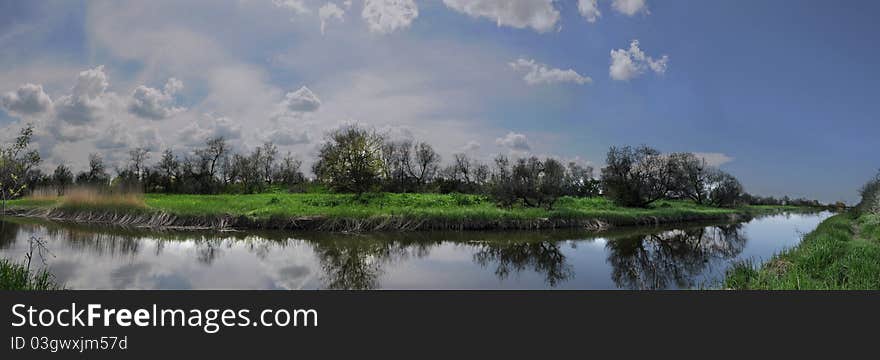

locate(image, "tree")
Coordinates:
127 147 151 182
706 170 743 208
314 125 386 195
260 141 278 184
0 125 41 212
408 142 440 190
563 162 599 197
156 149 179 192
667 152 712 204
276 152 305 190
540 158 566 209
196 137 228 181
51 165 73 196
600 145 671 207
75 153 109 186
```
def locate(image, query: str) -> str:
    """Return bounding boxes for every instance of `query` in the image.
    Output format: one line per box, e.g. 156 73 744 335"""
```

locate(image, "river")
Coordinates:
0 211 832 290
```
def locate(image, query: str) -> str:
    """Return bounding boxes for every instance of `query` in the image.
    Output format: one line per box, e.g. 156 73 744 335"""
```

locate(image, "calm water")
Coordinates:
0 212 832 290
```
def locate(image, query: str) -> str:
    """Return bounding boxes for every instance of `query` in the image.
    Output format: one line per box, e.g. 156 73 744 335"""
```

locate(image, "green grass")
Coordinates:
6 192 804 224
0 259 62 290
725 212 880 290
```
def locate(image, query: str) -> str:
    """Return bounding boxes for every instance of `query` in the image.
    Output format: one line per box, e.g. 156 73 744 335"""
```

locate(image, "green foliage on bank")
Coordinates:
9 192 801 224
725 212 880 290
0 259 62 290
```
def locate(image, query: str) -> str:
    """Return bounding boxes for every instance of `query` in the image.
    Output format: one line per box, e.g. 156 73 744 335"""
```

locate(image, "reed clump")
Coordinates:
28 186 146 210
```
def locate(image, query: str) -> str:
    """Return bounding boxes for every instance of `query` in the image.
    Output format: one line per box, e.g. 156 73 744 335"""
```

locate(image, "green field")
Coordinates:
725 211 880 289
6 192 802 225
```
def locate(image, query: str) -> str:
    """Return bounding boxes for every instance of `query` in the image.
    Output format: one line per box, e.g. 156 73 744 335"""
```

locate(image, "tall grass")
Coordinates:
0 259 62 290
28 186 146 210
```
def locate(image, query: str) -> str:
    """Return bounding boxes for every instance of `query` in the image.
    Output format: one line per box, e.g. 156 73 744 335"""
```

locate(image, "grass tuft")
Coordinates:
0 259 62 290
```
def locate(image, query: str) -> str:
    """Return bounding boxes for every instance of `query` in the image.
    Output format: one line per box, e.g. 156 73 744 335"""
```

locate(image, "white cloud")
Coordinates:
362 0 419 34
495 132 531 151
319 3 345 35
612 0 649 16
272 0 311 15
609 40 668 81
282 86 322 113
266 128 311 145
129 78 186 120
0 83 53 116
178 114 243 147
578 0 601 23
443 0 560 33
463 140 481 152
54 65 112 124
95 121 132 150
509 58 591 85
694 152 734 167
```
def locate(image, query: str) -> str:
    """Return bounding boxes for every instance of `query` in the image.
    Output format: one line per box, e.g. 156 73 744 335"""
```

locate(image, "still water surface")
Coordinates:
0 212 832 290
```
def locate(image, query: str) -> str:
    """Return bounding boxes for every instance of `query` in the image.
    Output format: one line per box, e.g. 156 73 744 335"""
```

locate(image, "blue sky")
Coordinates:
0 0 877 203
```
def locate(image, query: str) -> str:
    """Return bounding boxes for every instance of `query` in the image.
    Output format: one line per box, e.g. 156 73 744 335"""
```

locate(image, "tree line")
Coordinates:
2 124 828 209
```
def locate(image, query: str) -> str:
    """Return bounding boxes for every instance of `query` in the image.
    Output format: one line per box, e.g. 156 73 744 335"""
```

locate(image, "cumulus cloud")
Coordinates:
129 78 186 120
272 0 311 15
612 0 649 16
179 114 243 147
694 152 734 167
95 121 133 150
266 128 311 145
509 58 591 85
443 0 560 33
463 140 481 152
0 83 53 117
578 0 601 23
54 65 111 124
609 40 668 81
362 0 419 34
319 3 345 35
495 132 531 151
281 86 322 113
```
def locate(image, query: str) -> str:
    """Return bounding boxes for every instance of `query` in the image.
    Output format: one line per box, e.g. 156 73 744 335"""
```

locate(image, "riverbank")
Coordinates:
5 193 810 232
725 211 880 289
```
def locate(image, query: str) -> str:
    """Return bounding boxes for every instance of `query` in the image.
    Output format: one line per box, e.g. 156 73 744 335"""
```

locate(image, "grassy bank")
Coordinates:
5 192 807 231
0 260 62 290
725 211 880 289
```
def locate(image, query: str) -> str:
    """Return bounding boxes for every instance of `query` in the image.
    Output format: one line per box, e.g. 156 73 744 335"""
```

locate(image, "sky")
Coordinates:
0 0 877 203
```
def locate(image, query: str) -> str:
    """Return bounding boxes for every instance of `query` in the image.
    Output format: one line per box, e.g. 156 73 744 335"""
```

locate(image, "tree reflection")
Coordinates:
473 241 573 287
606 224 746 289
0 220 20 249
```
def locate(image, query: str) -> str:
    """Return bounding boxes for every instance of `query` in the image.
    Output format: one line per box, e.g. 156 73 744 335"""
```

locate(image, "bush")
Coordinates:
857 172 880 215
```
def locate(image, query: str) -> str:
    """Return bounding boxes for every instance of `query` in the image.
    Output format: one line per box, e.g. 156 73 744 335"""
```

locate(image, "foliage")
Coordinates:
0 259 61 290
0 125 41 212
600 145 671 207
314 126 386 195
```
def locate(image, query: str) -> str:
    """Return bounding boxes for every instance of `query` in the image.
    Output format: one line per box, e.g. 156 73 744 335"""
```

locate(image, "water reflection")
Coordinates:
0 212 831 290
607 225 746 289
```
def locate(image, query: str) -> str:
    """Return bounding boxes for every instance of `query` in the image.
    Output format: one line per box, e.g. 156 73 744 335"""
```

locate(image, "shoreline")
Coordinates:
1 205 809 233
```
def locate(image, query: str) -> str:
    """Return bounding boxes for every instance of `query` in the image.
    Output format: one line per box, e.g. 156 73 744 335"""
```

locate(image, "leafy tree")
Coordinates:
667 152 712 204
0 125 41 212
706 170 743 207
600 145 672 208
314 125 385 195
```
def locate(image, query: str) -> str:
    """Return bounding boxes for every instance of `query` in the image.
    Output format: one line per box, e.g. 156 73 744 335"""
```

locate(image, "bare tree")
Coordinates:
127 147 151 181
407 142 440 188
